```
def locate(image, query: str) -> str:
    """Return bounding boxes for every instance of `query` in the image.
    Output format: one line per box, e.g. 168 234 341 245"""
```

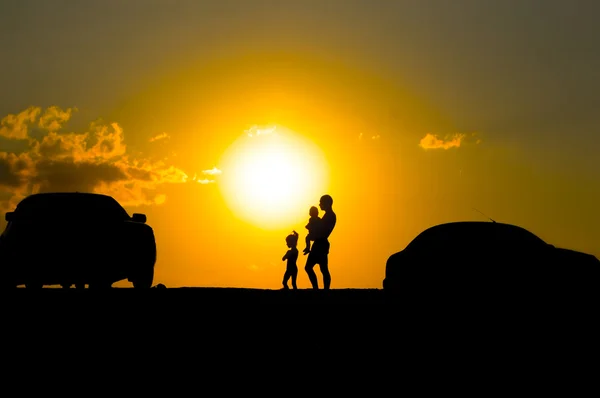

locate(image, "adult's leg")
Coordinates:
319 255 331 290
305 255 319 289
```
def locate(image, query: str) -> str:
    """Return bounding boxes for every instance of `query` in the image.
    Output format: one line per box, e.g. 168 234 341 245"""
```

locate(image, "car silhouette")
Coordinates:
383 221 600 294
0 192 156 289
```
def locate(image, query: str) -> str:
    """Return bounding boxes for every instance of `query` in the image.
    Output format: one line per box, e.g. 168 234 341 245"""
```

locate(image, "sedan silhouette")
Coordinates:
0 192 157 289
383 221 599 294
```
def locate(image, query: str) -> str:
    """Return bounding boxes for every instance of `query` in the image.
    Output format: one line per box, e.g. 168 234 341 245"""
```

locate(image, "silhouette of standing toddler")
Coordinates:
303 206 321 255
282 231 299 290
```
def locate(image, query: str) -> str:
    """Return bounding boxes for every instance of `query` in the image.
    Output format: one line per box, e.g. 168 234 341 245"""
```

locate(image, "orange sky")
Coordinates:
1 1 599 288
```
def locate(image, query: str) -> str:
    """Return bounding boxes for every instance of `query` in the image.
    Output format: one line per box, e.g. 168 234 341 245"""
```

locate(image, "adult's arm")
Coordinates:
312 213 335 240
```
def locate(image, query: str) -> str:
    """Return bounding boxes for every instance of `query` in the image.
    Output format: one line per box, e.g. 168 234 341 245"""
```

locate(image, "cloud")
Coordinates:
245 125 276 137
38 106 77 132
202 166 222 176
418 133 480 150
0 106 41 140
0 105 192 211
0 106 78 141
358 133 381 140
186 166 222 184
149 132 170 142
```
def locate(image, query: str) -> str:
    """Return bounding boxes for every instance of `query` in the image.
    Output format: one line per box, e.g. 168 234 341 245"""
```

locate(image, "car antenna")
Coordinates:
472 207 496 223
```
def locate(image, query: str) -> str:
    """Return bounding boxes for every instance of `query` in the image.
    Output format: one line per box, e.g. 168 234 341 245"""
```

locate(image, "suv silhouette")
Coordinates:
0 192 156 289
383 221 599 294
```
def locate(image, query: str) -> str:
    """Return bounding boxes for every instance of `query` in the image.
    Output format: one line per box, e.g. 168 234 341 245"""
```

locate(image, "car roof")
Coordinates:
14 192 129 217
423 221 531 233
409 221 547 245
16 192 118 206
19 192 112 200
425 221 527 231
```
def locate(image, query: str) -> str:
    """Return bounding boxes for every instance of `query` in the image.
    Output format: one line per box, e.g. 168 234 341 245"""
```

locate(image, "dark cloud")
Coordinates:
32 159 128 193
126 167 154 182
37 136 64 158
0 106 194 209
0 156 21 188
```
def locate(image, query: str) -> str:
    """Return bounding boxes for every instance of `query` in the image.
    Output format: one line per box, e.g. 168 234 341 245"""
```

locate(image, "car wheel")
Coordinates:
132 267 154 289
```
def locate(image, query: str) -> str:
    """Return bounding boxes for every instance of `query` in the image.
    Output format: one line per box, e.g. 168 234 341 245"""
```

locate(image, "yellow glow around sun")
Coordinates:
218 125 329 229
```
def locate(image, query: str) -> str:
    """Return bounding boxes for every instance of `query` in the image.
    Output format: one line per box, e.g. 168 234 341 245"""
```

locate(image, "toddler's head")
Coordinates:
286 230 299 248
309 206 319 218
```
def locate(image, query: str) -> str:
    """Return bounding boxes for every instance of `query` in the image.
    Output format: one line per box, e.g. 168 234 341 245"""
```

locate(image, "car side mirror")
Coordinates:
5 212 14 222
132 213 146 223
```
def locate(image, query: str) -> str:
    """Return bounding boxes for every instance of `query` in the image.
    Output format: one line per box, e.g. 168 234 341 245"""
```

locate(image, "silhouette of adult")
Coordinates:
305 194 336 290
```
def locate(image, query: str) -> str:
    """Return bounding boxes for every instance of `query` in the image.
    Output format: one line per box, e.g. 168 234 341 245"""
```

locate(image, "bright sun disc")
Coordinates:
218 125 329 229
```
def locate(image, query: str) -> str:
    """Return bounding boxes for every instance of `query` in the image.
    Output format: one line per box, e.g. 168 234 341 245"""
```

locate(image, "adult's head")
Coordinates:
319 194 333 211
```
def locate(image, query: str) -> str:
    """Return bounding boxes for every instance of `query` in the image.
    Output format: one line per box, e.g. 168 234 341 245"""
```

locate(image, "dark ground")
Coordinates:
7 287 389 324
7 286 597 330
5 287 598 390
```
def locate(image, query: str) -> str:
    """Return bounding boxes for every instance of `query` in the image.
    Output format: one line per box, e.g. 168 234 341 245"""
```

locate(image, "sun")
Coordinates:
218 125 329 229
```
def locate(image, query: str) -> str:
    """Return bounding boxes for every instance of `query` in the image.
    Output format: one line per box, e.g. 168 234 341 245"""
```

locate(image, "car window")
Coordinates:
405 224 464 251
493 224 547 248
14 194 130 221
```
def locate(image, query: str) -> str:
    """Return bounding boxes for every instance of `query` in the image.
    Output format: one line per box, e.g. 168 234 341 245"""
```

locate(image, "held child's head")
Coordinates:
286 231 299 248
309 206 319 218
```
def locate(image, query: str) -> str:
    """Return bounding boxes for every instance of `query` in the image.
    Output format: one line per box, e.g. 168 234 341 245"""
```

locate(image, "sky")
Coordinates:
1 0 599 288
